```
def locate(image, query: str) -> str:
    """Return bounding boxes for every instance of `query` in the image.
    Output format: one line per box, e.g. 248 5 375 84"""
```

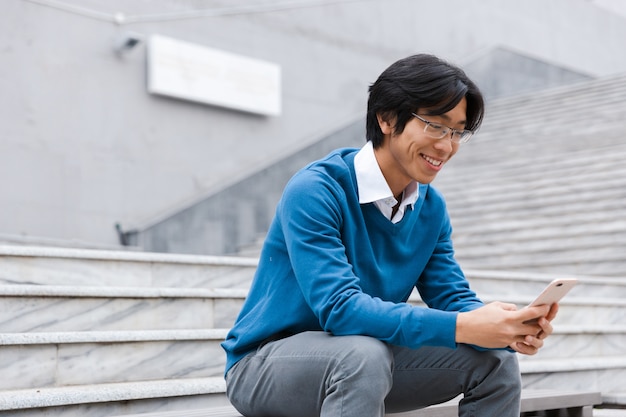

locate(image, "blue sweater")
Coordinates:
222 148 484 374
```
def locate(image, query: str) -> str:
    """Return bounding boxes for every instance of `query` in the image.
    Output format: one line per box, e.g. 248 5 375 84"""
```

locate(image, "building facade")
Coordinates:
2 0 626 251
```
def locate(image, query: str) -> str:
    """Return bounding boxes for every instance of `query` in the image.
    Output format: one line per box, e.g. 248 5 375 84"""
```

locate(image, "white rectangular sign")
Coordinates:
147 35 281 116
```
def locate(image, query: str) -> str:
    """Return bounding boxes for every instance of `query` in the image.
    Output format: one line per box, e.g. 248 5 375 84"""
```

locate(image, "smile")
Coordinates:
421 154 443 167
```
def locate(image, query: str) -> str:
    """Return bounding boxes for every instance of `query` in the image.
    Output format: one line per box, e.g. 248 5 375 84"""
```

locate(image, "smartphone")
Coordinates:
527 278 579 307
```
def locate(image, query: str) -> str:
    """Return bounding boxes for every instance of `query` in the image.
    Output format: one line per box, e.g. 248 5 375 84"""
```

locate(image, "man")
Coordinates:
222 54 557 417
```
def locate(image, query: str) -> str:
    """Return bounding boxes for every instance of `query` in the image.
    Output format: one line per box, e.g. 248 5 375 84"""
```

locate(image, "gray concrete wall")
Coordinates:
2 0 626 249
463 47 593 101
129 120 366 255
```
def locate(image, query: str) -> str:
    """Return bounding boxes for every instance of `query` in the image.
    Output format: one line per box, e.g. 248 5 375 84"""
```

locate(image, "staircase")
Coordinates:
2 75 626 415
1 245 625 416
0 245 253 416
434 73 626 278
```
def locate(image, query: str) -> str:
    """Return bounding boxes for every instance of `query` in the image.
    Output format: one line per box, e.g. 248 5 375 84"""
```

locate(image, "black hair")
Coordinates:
366 54 484 147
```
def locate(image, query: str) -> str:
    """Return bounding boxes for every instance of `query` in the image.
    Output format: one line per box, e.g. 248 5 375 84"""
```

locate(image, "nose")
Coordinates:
433 135 454 153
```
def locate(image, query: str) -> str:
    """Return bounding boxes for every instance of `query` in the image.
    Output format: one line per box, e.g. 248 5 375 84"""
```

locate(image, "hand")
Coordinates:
510 303 559 355
456 302 552 350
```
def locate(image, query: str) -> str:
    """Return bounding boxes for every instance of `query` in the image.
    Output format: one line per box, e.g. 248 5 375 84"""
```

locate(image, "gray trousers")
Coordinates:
226 331 521 417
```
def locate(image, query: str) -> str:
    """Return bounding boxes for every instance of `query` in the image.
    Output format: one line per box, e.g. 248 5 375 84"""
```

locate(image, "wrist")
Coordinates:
455 311 469 344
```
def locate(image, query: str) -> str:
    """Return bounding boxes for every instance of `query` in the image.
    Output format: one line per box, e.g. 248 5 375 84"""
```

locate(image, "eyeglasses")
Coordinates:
411 113 474 144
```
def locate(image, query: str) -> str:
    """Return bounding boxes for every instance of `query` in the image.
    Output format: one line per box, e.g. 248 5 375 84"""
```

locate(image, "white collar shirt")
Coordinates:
354 141 419 224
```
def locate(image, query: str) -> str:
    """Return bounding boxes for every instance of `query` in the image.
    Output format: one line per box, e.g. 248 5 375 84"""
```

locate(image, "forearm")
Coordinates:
320 291 459 349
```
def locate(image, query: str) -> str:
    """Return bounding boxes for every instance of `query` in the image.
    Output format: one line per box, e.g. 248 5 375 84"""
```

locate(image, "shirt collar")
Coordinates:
354 141 419 207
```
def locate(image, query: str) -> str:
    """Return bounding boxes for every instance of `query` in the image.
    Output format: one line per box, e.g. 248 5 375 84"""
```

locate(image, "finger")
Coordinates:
520 305 550 322
524 335 543 349
546 303 559 322
536 317 554 338
524 334 544 349
510 341 539 356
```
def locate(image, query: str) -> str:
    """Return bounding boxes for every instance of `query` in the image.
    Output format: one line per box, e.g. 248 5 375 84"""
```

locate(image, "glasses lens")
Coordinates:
414 113 473 143
456 130 473 143
424 123 447 139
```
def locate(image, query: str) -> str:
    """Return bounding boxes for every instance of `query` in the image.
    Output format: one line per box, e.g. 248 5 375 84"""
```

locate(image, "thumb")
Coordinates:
520 305 550 321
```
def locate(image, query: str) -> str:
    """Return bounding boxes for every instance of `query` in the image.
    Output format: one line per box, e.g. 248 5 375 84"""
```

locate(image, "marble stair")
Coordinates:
0 245 252 416
467 271 626 399
433 73 626 278
3 73 626 416
0 245 625 416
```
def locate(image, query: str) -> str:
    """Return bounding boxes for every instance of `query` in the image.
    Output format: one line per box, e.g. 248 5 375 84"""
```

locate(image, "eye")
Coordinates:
428 122 445 132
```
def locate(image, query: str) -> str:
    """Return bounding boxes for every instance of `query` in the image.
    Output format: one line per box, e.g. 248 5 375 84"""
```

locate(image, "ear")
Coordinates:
376 113 394 135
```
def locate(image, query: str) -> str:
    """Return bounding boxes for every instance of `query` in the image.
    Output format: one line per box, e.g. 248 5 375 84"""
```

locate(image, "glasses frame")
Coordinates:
411 113 474 144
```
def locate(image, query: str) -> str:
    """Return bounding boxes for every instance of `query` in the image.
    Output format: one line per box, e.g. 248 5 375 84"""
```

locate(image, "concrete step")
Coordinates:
112 406 242 417
1 323 621 393
428 106 626 279
411 293 624 328
594 410 626 417
465 270 626 299
484 77 626 121
0 325 620 414
0 245 257 289
485 296 625 326
484 103 626 140
453 217 626 248
0 330 229 390
440 143 626 188
442 176 626 220
0 284 246 332
453 219 626 251
0 377 230 417
459 250 626 278
439 170 626 216
445 182 626 221
520 355 626 396
519 325 626 359
484 74 626 123
452 272 626 327
1 365 611 417
602 392 626 409
463 259 626 279
1 242 623 415
0 378 601 417
7 272 622 334
109 389 604 417
468 129 625 161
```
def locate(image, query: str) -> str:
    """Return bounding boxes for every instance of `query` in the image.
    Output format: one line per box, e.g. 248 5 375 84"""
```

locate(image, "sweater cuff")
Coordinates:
423 309 458 349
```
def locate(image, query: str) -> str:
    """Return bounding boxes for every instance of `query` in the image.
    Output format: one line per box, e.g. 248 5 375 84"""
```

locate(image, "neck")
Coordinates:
373 147 411 197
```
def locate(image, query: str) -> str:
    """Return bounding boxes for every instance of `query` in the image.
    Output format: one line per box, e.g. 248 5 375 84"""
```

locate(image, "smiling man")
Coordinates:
222 54 558 417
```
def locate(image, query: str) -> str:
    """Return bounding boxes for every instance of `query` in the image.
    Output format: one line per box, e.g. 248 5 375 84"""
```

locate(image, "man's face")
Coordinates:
375 97 467 194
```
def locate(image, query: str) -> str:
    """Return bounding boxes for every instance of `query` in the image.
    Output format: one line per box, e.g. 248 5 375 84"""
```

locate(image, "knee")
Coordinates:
502 351 522 390
482 349 522 391
331 336 393 404
335 336 393 386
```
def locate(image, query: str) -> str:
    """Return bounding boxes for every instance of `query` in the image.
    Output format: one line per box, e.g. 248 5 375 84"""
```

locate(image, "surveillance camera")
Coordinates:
123 36 140 49
114 32 144 55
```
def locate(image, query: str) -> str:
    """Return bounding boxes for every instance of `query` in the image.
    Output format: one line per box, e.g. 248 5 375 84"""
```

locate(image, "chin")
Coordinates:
416 174 437 184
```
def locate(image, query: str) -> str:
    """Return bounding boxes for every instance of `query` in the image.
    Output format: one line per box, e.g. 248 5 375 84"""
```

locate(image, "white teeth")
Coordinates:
422 155 442 166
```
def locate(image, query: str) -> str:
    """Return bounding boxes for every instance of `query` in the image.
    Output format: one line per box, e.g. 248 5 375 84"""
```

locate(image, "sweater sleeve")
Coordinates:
277 169 459 350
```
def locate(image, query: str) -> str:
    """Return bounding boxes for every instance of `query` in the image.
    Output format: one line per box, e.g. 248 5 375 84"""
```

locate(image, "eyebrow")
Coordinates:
433 113 467 128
